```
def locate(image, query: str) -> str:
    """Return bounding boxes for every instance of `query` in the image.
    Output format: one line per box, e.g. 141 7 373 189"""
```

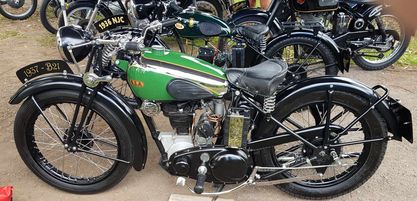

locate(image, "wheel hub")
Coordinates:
285 64 307 83
302 137 342 174
63 127 94 152
7 0 25 8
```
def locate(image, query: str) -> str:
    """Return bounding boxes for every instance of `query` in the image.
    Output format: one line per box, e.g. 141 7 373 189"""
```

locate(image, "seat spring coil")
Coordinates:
263 94 276 114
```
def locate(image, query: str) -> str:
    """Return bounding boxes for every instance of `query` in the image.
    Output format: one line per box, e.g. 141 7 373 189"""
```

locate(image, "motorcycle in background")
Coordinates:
0 0 36 20
228 0 412 70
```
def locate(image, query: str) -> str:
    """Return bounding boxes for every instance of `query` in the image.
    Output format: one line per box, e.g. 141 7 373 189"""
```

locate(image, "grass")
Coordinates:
37 35 56 47
0 30 21 40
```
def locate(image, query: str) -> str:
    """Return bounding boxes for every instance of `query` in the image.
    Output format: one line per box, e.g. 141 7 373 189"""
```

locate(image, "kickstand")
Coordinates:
211 184 225 201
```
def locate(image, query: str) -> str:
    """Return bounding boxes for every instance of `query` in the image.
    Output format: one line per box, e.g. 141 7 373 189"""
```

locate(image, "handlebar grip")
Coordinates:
125 42 140 51
161 18 179 28
194 173 206 194
169 1 183 13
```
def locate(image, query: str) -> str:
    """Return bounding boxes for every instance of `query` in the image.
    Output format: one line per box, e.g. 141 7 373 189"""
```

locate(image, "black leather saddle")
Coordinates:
226 59 288 97
234 24 269 42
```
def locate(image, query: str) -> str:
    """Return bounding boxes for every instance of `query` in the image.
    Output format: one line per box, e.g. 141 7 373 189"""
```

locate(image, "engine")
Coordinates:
155 101 223 158
144 100 252 184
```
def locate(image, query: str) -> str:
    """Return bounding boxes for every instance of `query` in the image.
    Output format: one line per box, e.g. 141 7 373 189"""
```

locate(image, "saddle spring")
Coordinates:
263 94 276 114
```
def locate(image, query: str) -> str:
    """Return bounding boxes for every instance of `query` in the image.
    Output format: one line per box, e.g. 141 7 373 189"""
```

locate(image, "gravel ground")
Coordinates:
0 16 416 201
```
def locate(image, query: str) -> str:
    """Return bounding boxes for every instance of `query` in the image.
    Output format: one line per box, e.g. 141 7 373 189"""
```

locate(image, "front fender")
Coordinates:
9 74 148 170
267 30 350 73
252 76 413 143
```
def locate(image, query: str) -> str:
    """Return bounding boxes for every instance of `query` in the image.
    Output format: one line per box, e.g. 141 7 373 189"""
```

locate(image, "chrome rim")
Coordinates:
358 14 406 64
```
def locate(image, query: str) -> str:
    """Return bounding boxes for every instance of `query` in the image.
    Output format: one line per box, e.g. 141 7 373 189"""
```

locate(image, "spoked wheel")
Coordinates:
40 0 63 34
265 36 338 84
258 90 387 199
0 0 36 20
109 77 138 108
58 1 111 32
14 90 132 193
353 13 411 70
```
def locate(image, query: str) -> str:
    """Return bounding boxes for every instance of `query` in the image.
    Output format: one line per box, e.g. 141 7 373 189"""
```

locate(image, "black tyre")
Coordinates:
196 0 223 19
0 0 37 20
58 1 112 31
353 13 411 70
14 90 133 193
228 15 280 37
40 0 62 34
257 90 387 199
265 36 338 83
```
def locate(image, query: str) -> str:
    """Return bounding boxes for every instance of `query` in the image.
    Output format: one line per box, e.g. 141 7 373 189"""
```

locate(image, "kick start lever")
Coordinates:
194 153 210 194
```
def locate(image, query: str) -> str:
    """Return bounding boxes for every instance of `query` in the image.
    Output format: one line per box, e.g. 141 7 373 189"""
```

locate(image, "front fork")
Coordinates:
59 0 68 26
64 47 99 148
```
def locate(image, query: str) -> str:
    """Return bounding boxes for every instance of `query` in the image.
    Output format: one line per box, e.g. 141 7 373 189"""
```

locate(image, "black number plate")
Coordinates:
94 15 130 33
16 60 73 83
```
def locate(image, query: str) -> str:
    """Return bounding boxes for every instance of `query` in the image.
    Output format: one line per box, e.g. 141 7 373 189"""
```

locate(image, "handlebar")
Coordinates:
168 0 183 13
161 18 179 27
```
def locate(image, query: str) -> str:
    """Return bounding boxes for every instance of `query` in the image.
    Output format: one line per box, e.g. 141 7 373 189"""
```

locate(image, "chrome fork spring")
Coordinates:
263 94 276 114
102 44 115 67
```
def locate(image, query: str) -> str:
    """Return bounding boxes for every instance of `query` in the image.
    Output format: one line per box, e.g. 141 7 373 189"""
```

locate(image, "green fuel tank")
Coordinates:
126 47 228 101
175 10 231 38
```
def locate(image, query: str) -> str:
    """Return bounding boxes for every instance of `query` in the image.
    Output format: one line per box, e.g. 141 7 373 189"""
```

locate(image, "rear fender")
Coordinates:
9 74 148 170
252 76 413 143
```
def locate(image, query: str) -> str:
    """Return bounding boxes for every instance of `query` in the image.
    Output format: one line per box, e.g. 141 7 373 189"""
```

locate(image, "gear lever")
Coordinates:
194 153 210 194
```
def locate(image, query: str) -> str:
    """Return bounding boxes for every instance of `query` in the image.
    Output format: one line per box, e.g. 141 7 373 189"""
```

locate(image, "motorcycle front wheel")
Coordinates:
0 0 37 20
257 90 387 199
14 90 133 193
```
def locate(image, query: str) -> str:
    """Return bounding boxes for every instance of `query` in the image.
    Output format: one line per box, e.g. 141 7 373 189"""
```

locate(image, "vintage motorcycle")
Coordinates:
229 0 413 70
9 4 413 199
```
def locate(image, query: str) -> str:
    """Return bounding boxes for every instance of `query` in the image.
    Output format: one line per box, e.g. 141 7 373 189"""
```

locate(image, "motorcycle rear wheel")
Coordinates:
257 90 387 199
265 36 339 83
14 90 132 193
353 13 411 70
